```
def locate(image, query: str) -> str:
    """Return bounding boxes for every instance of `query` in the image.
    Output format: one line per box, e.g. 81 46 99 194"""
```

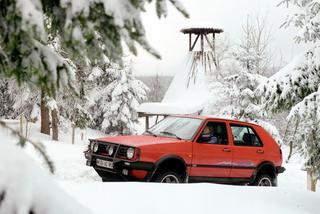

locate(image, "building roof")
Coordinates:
181 27 223 34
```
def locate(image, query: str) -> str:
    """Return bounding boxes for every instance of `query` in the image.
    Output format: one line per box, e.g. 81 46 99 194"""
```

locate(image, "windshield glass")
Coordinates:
146 116 203 140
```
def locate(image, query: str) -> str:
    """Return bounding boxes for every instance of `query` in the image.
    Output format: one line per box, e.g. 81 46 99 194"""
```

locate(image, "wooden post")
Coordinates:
200 34 204 53
189 33 192 51
145 116 149 131
307 169 317 192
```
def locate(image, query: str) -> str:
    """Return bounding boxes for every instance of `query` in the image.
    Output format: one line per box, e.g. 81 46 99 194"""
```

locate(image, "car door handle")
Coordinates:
256 149 264 154
223 148 231 152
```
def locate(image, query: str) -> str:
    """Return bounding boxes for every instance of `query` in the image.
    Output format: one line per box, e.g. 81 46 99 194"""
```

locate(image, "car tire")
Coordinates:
153 170 183 183
253 174 276 187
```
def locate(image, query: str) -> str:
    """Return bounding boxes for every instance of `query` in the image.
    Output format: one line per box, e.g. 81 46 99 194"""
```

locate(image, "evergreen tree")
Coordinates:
287 91 320 189
221 71 282 144
91 62 148 135
0 0 189 95
0 1 188 211
258 0 320 191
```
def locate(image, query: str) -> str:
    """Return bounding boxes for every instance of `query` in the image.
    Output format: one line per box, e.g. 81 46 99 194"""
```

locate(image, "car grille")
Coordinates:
116 145 130 159
95 141 129 160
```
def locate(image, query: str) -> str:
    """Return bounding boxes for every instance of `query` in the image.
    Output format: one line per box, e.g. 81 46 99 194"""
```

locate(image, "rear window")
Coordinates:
230 124 263 147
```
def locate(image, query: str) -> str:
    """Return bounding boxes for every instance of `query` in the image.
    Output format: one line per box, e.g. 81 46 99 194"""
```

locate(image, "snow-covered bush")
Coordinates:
0 79 15 118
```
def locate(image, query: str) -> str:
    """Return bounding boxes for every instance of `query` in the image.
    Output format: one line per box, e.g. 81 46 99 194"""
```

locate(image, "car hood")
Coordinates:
95 135 183 147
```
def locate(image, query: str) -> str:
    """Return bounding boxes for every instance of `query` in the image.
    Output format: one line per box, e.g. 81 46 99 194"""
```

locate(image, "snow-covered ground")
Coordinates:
1 121 320 214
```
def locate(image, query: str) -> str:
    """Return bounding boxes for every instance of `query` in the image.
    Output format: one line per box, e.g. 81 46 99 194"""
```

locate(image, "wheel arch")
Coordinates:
253 161 277 180
147 155 188 182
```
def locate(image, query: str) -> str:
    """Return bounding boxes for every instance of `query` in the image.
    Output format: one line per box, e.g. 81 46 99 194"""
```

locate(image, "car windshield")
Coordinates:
145 116 203 140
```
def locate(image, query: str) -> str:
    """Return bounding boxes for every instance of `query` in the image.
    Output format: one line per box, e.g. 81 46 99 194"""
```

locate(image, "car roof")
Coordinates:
171 114 261 127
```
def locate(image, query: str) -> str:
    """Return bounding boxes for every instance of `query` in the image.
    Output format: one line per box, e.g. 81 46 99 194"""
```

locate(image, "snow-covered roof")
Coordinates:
138 102 203 115
138 63 209 115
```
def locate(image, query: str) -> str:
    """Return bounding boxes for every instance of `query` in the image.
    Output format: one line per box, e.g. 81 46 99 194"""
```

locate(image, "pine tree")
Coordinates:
0 1 189 211
91 62 148 135
221 71 282 144
0 0 188 95
259 0 320 191
286 91 320 191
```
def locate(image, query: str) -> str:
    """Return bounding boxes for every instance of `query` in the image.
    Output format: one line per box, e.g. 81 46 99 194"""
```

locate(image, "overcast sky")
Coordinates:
132 0 309 76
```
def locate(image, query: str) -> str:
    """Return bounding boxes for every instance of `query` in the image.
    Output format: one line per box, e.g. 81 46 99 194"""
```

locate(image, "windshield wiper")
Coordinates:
144 130 157 137
160 131 182 140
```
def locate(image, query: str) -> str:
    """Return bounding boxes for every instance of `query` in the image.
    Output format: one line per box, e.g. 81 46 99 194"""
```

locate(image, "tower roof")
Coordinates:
181 27 223 34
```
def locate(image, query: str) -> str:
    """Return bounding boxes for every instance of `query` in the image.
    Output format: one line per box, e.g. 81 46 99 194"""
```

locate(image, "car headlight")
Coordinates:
127 147 135 159
108 145 114 156
90 142 95 151
93 143 99 153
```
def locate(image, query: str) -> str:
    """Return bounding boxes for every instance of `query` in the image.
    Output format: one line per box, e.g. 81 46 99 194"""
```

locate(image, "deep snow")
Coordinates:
1 121 320 214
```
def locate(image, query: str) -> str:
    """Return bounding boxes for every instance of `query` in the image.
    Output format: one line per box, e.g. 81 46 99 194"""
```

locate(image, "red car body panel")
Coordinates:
85 115 284 183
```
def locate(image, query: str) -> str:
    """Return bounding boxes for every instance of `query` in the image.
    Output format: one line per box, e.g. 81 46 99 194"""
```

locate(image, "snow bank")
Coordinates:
61 182 320 214
0 142 91 214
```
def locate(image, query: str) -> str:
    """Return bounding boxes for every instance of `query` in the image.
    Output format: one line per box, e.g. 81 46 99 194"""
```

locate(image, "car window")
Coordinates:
230 125 263 147
198 122 228 145
147 116 203 140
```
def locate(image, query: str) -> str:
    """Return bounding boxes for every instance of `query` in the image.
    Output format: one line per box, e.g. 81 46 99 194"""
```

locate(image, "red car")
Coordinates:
84 115 285 186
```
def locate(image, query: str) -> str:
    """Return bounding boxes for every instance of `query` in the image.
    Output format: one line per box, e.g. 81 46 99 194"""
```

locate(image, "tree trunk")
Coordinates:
287 119 299 162
307 169 317 192
19 114 23 135
52 108 58 141
40 90 50 135
51 91 59 141
71 124 75 145
287 141 293 162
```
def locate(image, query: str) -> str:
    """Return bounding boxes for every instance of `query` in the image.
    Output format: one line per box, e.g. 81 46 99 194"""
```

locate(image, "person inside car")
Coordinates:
201 126 218 144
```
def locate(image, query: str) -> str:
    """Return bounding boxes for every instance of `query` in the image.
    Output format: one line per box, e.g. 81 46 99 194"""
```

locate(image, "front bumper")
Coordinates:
276 166 286 174
85 151 154 181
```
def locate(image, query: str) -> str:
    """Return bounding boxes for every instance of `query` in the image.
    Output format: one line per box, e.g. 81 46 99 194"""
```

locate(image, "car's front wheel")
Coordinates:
253 174 276 186
154 170 183 183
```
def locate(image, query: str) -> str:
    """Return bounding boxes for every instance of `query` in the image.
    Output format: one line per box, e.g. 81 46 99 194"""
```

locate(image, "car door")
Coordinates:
190 121 233 178
229 123 265 178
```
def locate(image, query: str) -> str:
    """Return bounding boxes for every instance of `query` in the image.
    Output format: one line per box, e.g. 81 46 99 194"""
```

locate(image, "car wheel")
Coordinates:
254 174 276 187
154 170 183 183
